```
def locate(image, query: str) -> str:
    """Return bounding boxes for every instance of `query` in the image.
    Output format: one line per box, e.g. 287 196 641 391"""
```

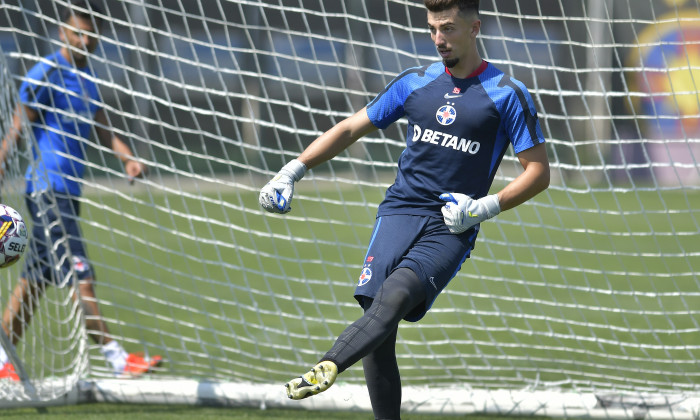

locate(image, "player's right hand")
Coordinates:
125 159 147 185
259 159 307 214
259 173 296 213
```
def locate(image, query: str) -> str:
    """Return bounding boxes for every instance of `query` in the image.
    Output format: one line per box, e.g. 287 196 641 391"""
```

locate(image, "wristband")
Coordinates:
280 159 307 182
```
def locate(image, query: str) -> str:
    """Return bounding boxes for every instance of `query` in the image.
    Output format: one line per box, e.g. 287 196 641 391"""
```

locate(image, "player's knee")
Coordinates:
379 267 425 313
17 277 43 299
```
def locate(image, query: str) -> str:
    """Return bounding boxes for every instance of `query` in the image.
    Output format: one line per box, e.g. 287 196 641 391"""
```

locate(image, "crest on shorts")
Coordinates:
72 255 90 273
358 266 372 286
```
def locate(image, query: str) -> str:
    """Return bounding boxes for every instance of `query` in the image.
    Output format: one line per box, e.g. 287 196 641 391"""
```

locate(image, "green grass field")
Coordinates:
0 403 563 419
2 182 698 416
86 185 697 386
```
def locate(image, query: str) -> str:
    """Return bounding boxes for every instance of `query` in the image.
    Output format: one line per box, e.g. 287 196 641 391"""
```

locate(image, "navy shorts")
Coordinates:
22 192 94 286
354 214 478 322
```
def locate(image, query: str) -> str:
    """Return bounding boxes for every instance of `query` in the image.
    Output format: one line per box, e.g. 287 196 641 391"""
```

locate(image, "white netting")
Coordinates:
0 0 698 416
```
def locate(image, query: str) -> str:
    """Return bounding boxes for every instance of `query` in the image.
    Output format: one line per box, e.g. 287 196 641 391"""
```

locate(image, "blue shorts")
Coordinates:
22 192 94 286
354 214 478 322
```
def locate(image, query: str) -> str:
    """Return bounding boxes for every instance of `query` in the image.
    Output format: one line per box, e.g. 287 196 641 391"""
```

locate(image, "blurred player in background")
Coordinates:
260 0 550 418
0 0 160 380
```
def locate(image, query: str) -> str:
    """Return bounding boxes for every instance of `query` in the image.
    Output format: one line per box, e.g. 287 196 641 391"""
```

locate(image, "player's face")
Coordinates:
427 7 480 71
60 15 100 66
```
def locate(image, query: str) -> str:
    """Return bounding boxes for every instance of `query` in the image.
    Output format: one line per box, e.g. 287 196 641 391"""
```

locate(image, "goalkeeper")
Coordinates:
260 0 549 418
0 0 160 381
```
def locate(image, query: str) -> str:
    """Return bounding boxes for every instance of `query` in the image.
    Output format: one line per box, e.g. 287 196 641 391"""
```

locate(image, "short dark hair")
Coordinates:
60 0 104 30
424 0 479 17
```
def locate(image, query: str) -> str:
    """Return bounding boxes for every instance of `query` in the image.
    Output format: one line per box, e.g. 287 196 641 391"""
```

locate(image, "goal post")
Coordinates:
1 0 699 418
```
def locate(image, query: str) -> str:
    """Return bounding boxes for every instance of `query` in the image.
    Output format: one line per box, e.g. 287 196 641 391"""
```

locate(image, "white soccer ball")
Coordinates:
0 204 28 268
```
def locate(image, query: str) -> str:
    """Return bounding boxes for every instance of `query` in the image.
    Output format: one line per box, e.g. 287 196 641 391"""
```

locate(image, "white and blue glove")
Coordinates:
439 193 500 234
259 159 307 214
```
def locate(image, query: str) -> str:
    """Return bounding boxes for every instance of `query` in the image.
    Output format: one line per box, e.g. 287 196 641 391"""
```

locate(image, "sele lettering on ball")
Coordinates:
0 204 28 268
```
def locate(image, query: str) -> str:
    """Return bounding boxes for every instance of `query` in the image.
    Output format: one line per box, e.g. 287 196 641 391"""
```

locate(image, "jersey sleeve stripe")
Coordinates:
497 75 545 147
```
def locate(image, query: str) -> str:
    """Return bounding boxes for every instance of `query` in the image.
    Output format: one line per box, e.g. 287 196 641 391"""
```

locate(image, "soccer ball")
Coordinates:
0 204 28 268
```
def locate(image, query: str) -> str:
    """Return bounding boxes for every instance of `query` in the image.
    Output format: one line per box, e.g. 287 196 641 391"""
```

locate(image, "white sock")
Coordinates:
100 340 128 373
0 345 10 365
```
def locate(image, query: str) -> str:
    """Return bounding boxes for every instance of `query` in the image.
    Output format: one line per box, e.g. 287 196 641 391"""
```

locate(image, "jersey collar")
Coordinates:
445 60 488 79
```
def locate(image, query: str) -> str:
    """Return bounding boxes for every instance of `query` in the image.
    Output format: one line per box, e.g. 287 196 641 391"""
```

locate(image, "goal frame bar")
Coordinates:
3 378 700 419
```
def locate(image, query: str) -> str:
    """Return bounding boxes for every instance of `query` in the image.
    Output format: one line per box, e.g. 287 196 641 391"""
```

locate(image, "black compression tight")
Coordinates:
321 267 426 420
362 326 401 420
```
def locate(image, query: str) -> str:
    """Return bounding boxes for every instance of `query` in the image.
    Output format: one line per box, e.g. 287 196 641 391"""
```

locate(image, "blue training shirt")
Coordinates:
19 51 103 196
367 61 545 217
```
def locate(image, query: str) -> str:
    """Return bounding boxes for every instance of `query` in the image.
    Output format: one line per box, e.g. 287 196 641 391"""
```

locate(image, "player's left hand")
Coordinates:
439 192 501 234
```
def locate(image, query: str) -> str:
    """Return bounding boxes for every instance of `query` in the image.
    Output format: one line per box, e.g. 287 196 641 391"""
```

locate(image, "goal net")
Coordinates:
1 0 699 417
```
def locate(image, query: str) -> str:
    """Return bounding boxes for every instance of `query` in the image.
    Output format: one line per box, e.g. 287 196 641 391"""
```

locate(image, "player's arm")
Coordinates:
440 143 549 234
259 107 377 213
495 142 549 211
0 105 38 177
296 107 377 170
94 109 146 183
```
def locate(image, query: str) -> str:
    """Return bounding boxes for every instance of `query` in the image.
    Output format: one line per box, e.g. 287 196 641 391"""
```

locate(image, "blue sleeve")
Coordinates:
19 62 53 111
498 76 546 154
366 63 442 129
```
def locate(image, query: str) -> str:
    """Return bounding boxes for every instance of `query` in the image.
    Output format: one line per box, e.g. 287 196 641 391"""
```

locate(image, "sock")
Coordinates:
0 345 10 364
100 340 128 373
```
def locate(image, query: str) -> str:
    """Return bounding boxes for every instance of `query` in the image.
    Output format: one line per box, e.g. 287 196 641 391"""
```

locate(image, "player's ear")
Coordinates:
471 19 481 38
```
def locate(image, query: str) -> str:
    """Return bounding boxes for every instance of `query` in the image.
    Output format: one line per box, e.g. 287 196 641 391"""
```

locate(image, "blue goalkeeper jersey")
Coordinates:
19 50 103 196
366 61 545 217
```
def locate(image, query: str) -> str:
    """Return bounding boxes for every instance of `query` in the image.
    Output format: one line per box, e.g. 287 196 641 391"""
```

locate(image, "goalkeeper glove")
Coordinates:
439 193 500 234
259 159 307 214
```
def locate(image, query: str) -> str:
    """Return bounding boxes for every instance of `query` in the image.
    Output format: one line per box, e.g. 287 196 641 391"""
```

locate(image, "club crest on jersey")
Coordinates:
358 266 372 286
436 104 456 125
